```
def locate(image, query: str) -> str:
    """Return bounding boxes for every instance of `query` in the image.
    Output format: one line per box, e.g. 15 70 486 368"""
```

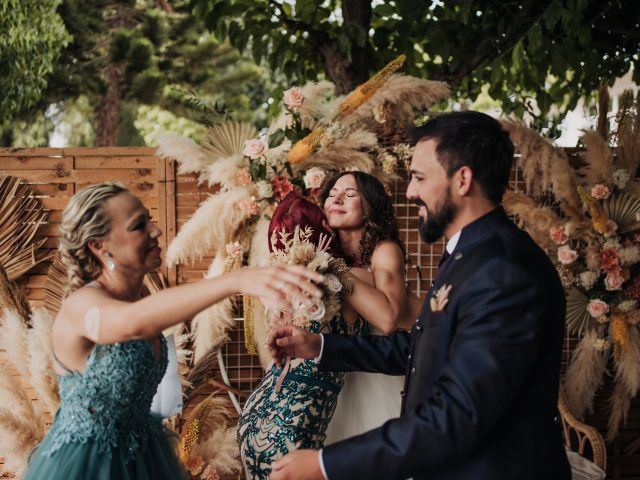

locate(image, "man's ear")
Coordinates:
455 166 474 196
87 239 104 258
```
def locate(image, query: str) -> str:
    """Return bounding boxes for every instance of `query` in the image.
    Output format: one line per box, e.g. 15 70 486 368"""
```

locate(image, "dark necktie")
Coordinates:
438 249 451 268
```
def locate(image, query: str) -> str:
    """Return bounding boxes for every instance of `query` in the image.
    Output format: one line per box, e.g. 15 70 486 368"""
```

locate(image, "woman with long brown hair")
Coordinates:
320 171 420 444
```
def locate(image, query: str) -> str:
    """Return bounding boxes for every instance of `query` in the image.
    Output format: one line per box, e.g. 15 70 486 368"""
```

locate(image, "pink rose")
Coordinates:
590 184 610 200
557 245 578 265
242 139 266 158
549 225 568 245
605 273 625 291
283 86 304 108
239 196 260 216
303 167 326 189
235 168 252 186
587 299 609 318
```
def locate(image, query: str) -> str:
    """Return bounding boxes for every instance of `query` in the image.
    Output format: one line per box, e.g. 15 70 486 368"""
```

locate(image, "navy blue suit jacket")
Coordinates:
320 208 570 480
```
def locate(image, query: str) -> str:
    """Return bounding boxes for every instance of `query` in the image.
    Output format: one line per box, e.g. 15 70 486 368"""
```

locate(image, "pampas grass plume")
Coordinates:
156 133 208 175
166 186 255 267
27 308 60 413
0 310 30 380
562 330 607 419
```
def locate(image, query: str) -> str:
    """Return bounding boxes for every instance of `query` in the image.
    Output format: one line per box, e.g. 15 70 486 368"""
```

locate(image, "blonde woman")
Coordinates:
23 182 322 480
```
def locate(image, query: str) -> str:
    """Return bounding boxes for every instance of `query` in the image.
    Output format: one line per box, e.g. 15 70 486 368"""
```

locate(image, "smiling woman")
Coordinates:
22 182 325 480
319 171 421 445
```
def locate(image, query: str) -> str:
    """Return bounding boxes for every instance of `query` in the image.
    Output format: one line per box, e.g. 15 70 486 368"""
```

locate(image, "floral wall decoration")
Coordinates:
156 56 450 372
502 90 640 440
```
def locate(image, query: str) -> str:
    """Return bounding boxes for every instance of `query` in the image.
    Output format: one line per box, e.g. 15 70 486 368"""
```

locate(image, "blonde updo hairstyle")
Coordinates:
59 182 128 295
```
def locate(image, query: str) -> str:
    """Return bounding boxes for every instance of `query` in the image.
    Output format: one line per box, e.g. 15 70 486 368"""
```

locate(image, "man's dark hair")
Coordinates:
412 111 514 203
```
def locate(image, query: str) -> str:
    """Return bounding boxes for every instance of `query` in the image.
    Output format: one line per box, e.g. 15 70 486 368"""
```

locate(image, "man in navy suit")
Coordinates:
268 111 570 480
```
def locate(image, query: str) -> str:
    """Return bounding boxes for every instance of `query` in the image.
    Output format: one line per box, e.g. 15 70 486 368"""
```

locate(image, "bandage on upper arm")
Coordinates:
84 306 101 342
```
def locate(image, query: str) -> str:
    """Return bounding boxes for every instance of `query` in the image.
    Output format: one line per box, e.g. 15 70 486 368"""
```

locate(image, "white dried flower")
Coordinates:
618 300 638 312
373 104 387 123
380 152 397 175
392 143 413 162
324 274 342 293
256 180 274 199
612 169 630 189
592 338 610 352
579 271 598 290
322 121 350 147
619 245 640 265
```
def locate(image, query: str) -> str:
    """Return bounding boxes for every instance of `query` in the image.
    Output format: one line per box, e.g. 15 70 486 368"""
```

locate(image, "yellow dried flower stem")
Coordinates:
610 313 628 361
577 186 609 234
287 126 326 165
336 55 407 118
243 294 256 354
179 418 200 463
287 55 405 165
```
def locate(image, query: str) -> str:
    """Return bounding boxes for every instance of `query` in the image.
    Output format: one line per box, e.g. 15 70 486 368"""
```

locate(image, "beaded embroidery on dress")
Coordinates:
237 313 370 480
24 335 187 480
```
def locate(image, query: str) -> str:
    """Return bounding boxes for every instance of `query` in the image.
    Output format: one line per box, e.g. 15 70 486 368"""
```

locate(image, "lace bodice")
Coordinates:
45 337 168 460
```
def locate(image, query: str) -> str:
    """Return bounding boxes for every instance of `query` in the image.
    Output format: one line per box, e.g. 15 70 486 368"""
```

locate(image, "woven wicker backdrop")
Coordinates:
1 147 638 478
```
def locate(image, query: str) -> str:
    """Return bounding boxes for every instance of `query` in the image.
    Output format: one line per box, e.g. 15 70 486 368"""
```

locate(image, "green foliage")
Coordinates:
0 0 71 129
3 0 272 146
191 0 639 130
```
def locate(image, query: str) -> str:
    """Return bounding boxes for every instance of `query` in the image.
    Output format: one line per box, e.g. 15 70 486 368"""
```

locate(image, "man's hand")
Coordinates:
270 449 324 480
267 325 322 368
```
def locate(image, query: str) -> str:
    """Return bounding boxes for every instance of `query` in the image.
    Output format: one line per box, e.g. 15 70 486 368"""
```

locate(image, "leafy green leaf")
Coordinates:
269 128 286 148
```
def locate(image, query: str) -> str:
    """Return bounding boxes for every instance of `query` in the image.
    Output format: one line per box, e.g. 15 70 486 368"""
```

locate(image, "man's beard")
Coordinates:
417 188 456 243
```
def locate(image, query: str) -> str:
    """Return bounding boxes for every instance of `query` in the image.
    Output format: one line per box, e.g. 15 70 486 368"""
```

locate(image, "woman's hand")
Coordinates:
233 265 324 311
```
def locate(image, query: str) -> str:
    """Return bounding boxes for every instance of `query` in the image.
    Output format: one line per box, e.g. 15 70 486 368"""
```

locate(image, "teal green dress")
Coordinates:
237 314 370 479
24 337 187 480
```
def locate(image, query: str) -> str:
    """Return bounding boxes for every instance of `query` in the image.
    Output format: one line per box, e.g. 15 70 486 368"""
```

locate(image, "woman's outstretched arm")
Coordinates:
61 265 324 345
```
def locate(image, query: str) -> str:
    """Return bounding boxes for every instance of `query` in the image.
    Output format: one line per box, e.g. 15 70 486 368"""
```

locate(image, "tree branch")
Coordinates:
267 0 331 47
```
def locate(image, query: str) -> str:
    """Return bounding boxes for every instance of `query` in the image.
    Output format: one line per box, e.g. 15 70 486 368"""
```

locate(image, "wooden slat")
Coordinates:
74 156 157 169
6 169 155 184
0 156 74 169
165 158 178 286
0 147 66 156
62 147 156 156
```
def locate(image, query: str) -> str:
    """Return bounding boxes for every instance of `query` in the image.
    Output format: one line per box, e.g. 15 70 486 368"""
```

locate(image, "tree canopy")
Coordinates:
2 0 271 146
0 0 70 130
193 0 639 130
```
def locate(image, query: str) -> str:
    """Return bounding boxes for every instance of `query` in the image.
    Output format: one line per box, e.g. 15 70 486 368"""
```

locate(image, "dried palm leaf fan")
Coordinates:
565 287 596 337
0 176 50 280
0 264 31 324
43 253 67 315
201 120 258 160
602 191 640 233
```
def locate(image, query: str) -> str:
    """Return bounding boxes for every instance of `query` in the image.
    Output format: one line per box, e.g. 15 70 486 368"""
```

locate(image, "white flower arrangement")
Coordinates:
267 226 351 331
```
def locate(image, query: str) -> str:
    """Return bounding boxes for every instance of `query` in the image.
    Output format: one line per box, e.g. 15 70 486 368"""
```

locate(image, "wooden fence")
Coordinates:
1 147 639 478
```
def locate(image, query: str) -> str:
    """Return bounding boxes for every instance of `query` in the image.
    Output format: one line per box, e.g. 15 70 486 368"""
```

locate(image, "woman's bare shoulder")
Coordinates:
371 241 404 268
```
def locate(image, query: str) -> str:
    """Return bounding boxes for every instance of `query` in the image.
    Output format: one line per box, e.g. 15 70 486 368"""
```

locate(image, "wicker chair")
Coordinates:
558 386 607 471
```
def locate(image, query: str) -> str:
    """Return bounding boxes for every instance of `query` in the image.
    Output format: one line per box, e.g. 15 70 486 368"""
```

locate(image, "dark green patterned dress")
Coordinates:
237 314 370 479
